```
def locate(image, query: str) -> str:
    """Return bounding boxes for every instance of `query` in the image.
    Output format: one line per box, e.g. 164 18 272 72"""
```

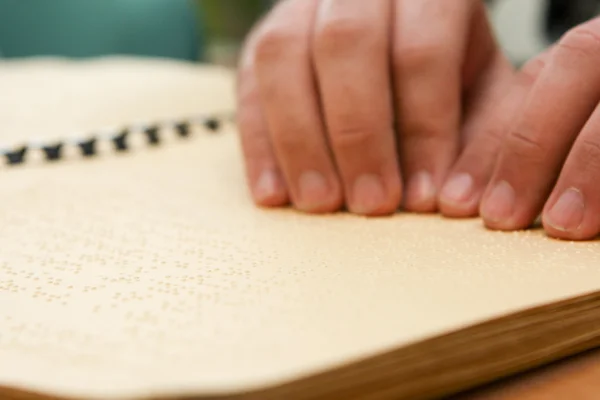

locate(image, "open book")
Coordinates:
1 57 600 400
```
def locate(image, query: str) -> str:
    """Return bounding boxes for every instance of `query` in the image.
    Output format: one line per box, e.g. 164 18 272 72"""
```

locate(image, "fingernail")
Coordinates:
352 174 386 214
441 173 474 204
546 188 585 232
255 169 282 202
407 171 436 205
298 170 330 208
481 180 515 223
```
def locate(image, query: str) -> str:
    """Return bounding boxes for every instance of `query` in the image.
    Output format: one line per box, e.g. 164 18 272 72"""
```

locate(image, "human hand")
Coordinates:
235 0 515 216
476 18 600 241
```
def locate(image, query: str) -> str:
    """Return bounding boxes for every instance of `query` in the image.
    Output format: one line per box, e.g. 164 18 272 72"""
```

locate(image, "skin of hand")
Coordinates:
477 16 600 241
235 0 517 217
237 0 600 242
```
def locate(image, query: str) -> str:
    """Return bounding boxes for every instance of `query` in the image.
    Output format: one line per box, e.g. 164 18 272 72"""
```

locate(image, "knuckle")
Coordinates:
236 68 259 103
404 127 446 142
398 96 457 142
328 124 376 148
480 126 506 144
239 19 265 67
238 123 273 162
557 25 600 60
242 133 272 163
393 43 448 73
315 18 373 54
576 138 600 172
401 117 452 142
276 135 303 154
505 130 547 162
465 125 506 153
518 56 547 85
460 129 504 168
254 26 302 62
272 125 312 154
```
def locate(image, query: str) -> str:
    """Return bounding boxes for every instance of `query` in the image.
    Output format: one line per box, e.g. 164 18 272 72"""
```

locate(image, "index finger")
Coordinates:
480 19 600 231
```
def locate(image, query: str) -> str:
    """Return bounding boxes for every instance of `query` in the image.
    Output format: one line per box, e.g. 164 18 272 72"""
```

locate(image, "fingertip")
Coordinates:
290 170 343 214
438 173 481 218
347 173 401 216
542 215 599 241
541 222 597 241
438 200 480 219
251 169 289 208
478 183 536 232
300 196 344 215
402 171 438 213
254 194 289 209
541 187 598 241
384 178 404 216
296 192 344 215
479 180 515 229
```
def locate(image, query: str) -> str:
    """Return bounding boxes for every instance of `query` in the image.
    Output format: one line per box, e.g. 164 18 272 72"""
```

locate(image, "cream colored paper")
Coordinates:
0 57 600 400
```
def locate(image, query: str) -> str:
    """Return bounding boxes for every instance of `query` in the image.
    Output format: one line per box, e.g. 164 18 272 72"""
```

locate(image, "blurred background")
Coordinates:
0 0 598 68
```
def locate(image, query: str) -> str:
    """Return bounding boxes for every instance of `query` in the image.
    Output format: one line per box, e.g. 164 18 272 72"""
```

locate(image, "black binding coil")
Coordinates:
2 112 234 167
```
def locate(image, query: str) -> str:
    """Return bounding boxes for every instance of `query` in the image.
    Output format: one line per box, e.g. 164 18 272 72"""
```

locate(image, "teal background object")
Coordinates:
0 0 202 60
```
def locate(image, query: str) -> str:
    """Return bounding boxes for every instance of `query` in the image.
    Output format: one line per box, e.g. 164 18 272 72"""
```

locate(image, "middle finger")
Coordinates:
313 0 401 216
393 0 474 212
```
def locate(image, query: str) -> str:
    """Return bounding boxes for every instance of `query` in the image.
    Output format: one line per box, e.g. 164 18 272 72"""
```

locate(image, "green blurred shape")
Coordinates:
198 0 272 39
0 0 201 60
195 0 274 65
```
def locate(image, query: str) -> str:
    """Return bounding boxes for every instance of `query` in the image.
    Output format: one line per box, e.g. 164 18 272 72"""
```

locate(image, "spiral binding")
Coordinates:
1 112 235 166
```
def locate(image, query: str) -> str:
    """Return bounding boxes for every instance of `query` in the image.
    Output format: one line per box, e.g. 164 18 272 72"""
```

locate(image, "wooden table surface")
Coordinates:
454 347 600 399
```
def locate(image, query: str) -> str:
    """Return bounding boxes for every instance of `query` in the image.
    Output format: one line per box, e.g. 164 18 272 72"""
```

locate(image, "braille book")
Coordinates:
1 57 600 400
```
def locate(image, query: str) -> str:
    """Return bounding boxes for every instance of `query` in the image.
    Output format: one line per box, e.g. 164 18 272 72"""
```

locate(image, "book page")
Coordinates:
1 58 599 400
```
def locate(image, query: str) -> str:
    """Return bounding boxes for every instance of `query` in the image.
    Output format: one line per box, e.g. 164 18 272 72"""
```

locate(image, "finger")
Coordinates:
439 50 548 217
236 26 289 207
542 102 600 240
312 0 401 216
393 0 478 212
253 0 343 213
480 18 600 231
